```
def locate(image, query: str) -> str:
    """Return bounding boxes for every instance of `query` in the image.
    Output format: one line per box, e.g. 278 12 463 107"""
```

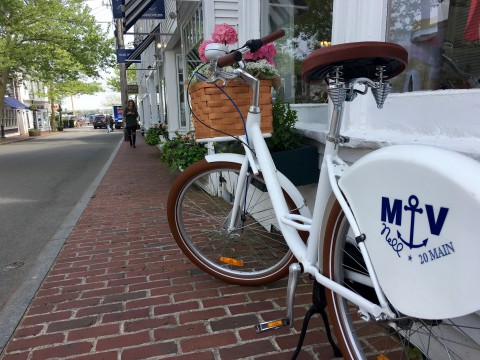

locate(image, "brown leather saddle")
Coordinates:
302 42 408 83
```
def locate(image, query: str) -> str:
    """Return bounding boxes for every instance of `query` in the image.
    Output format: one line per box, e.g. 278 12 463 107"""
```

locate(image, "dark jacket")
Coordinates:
125 108 139 127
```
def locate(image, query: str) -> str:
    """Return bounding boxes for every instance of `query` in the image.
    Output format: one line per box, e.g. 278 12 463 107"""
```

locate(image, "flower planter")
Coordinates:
28 129 42 137
271 144 319 186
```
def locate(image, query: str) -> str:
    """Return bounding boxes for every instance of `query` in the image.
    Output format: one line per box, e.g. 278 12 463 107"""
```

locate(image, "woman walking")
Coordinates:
125 99 139 148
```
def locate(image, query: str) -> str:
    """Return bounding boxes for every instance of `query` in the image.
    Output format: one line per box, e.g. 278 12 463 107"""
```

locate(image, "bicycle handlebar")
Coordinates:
216 29 285 68
217 51 243 68
259 28 285 46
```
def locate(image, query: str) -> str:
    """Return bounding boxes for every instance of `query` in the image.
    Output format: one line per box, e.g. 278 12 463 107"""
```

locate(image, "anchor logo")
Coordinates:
398 195 428 249
381 195 449 251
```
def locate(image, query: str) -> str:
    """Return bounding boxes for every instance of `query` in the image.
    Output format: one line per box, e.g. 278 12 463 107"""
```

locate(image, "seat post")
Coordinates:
327 103 345 143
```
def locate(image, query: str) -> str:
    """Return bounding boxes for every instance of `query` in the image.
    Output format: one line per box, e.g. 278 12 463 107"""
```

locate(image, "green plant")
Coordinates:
214 140 245 155
28 128 42 136
145 124 169 146
266 97 301 152
161 131 207 170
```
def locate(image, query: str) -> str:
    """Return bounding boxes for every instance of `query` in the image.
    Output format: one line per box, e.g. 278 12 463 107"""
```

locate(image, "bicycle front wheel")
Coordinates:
323 201 480 360
167 160 303 285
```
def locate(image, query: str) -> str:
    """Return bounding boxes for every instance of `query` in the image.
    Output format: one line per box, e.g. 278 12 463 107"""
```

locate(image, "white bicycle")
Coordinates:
167 29 480 359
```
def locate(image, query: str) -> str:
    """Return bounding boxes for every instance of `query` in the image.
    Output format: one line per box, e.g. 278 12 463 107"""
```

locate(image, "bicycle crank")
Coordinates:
255 263 301 332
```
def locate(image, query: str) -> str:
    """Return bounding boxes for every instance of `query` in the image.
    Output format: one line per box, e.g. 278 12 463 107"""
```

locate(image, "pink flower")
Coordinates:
198 39 213 62
211 23 238 45
244 43 276 65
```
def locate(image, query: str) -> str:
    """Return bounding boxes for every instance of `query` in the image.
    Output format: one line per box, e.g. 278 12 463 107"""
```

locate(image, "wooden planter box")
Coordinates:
189 79 273 139
28 129 42 137
272 144 320 186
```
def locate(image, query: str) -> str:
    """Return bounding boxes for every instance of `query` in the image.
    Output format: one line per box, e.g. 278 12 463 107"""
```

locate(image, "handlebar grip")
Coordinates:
217 51 243 68
259 29 285 45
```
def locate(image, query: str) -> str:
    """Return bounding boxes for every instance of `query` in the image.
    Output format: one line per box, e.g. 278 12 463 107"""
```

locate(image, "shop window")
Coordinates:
387 0 480 92
181 3 203 129
262 0 333 104
182 3 204 73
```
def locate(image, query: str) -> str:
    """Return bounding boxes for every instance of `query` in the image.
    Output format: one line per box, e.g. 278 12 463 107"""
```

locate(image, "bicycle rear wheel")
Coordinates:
323 201 480 360
167 160 303 285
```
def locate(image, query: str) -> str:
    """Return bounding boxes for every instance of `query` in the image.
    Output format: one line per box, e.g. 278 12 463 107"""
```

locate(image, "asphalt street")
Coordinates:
0 127 122 349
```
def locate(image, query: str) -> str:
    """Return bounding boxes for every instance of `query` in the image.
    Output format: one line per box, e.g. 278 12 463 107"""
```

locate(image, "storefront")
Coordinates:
2 97 29 136
135 0 479 161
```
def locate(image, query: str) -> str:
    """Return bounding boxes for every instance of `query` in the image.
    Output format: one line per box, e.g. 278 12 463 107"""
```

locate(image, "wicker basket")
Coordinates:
189 79 273 139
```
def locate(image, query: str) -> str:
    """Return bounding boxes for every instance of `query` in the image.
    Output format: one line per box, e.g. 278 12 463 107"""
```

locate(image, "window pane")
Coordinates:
263 0 333 103
387 0 480 92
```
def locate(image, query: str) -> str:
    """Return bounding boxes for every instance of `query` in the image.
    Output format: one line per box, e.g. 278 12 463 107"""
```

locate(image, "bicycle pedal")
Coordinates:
255 318 289 333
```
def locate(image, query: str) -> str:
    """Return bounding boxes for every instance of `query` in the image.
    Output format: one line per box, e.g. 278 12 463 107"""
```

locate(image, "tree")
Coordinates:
44 80 103 128
106 65 138 92
0 0 116 129
101 93 122 107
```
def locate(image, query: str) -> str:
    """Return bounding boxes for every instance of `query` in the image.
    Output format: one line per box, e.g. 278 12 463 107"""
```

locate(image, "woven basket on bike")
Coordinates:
189 79 273 139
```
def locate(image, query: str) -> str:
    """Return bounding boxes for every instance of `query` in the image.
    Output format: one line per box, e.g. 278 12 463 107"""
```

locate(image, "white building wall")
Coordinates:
203 0 261 44
238 0 261 41
163 50 180 132
142 0 480 161
203 0 239 38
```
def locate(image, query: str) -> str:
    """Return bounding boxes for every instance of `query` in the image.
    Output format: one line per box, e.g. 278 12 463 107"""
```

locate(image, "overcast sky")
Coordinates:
73 0 118 112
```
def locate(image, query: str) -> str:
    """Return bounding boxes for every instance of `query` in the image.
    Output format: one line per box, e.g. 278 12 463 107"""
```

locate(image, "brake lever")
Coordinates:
206 76 227 86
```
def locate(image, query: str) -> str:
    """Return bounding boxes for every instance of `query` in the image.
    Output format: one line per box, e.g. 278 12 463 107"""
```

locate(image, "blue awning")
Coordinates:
3 97 29 109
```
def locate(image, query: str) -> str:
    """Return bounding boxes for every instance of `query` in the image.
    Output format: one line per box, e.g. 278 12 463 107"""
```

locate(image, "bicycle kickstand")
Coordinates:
291 280 342 359
255 263 302 332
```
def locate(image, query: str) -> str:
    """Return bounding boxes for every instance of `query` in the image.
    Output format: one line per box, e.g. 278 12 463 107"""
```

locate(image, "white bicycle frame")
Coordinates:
201 66 480 322
202 68 393 321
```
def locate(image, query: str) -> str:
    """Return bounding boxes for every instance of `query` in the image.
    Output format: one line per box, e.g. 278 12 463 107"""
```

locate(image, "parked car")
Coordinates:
93 115 107 129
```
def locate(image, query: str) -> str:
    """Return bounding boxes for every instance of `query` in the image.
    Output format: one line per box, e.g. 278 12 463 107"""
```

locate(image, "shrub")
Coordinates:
161 131 207 170
145 124 169 146
266 97 301 152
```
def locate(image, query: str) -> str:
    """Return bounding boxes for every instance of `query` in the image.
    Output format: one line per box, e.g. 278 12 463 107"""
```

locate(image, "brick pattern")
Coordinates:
0 139 337 360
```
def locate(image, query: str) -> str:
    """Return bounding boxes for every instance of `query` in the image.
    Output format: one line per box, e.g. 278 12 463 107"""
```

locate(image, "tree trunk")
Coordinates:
49 98 57 131
0 68 10 119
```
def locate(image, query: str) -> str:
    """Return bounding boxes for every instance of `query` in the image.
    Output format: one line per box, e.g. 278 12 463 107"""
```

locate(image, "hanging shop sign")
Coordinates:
127 85 139 94
116 49 141 63
111 0 123 19
141 0 165 19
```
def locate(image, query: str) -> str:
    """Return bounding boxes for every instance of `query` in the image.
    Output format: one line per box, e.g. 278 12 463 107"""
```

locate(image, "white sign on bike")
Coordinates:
339 144 480 319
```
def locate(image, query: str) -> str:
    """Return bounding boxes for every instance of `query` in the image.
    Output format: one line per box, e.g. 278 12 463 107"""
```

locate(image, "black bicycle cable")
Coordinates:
186 62 257 156
187 62 259 220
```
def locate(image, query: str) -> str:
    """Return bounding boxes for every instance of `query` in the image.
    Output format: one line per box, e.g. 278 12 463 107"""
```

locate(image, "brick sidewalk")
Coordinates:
0 134 31 145
0 137 336 360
